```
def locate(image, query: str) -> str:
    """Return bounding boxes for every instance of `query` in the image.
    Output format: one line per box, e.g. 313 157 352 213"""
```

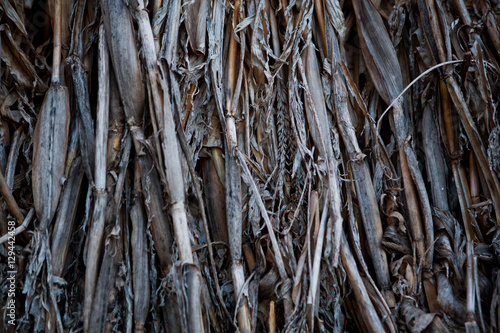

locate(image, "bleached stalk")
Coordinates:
128 2 203 331
51 0 62 84
83 24 109 332
95 24 110 191
130 0 195 264
306 201 328 330
223 2 252 331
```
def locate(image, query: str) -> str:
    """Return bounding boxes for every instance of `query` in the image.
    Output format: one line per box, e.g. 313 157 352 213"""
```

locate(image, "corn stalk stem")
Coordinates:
131 1 195 264
131 163 150 332
223 2 252 331
174 101 233 321
131 2 205 327
445 76 500 223
419 0 500 224
306 201 328 331
83 23 112 331
345 184 396 331
441 80 474 241
330 31 395 306
95 24 109 190
441 77 479 330
340 234 385 332
51 0 62 83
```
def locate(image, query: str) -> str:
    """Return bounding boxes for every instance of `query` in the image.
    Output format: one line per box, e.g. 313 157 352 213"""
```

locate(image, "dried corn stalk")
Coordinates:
2 0 500 332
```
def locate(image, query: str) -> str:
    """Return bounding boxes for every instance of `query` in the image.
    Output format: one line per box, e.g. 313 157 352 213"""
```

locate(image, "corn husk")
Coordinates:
32 84 69 229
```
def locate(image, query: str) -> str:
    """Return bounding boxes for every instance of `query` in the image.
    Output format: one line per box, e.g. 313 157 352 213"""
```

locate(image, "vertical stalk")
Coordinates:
95 24 110 191
419 0 500 223
225 2 251 331
307 200 328 331
465 242 479 332
441 79 479 331
131 163 150 333
84 24 110 332
51 0 61 83
340 234 385 332
440 80 474 241
329 30 395 308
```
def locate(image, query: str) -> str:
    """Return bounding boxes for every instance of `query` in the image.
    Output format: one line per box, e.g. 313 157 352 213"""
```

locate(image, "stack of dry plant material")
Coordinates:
1 0 500 331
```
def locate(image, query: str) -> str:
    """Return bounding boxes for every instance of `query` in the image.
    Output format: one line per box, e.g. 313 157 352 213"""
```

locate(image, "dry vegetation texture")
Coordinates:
1 0 500 332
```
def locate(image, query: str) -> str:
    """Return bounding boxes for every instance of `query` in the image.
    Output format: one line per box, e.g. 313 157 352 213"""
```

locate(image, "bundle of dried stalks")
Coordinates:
1 0 500 332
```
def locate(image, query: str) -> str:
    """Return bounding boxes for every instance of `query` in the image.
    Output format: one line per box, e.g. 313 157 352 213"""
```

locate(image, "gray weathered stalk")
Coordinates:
30 0 69 331
101 0 173 274
340 234 385 332
352 0 436 308
129 2 203 331
131 163 150 333
83 23 110 332
418 0 500 224
328 22 395 307
223 1 253 331
6 0 500 331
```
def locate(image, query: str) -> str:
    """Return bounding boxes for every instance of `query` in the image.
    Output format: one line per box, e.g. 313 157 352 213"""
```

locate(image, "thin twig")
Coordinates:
376 60 463 134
